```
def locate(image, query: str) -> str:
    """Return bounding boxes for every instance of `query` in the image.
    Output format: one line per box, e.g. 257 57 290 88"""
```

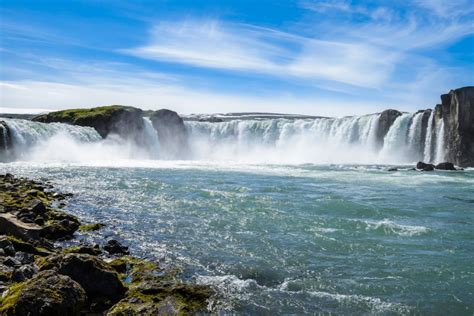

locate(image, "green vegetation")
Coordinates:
36 105 136 124
79 223 105 232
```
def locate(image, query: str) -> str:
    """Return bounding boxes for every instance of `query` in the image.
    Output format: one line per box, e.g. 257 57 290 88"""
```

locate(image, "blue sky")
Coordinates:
0 0 473 116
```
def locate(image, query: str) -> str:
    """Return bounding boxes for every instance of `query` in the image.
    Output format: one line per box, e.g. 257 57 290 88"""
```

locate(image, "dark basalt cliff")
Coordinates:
33 105 144 140
375 109 402 147
435 86 474 167
150 109 189 159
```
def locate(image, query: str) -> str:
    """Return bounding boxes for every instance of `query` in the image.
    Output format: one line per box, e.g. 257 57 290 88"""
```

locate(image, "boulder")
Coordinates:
435 162 457 170
0 269 87 316
375 109 402 147
0 213 44 241
416 161 435 171
104 239 130 256
436 87 474 167
150 109 189 158
33 105 144 140
39 253 126 309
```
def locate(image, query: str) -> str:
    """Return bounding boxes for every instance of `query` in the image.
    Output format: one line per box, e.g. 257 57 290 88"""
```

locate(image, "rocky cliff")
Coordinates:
33 105 144 140
435 86 474 167
150 109 189 159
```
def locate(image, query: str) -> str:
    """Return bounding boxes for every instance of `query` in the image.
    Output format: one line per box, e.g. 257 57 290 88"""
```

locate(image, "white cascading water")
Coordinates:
407 112 424 159
434 119 446 163
423 111 435 163
1 112 448 164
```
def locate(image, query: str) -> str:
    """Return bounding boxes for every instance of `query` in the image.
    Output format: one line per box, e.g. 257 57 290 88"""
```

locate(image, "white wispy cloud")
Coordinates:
124 1 473 90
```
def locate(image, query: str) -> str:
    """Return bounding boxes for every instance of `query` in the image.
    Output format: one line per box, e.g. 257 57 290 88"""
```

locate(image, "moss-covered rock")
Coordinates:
106 256 212 315
0 269 87 316
79 223 105 232
32 105 144 139
0 174 80 242
38 253 126 310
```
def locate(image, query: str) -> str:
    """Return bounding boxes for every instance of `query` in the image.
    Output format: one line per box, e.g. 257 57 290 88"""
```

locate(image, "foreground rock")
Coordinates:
33 105 144 140
150 109 189 158
435 87 474 167
0 270 87 316
0 174 212 315
0 174 80 241
39 253 126 310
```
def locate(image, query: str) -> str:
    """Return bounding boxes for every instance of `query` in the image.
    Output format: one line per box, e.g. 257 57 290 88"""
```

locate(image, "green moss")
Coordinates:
79 223 105 232
37 105 136 124
6 235 51 256
0 281 26 314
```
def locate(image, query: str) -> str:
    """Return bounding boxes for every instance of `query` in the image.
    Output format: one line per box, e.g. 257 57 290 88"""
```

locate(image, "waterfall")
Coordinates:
423 111 435 163
407 112 424 160
434 119 445 163
142 117 161 158
4 118 102 148
379 114 412 162
1 111 449 165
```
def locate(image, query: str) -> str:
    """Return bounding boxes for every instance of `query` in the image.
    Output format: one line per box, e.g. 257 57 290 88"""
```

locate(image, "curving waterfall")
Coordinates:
1 112 447 164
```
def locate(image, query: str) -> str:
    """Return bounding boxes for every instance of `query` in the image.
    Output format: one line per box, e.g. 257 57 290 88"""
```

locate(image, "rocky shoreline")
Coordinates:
0 174 212 315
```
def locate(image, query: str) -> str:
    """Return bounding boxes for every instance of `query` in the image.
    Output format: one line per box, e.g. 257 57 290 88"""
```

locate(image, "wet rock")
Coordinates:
0 237 16 256
435 162 457 170
104 239 130 255
15 252 35 264
376 109 402 147
39 253 126 309
0 269 87 316
3 257 21 267
150 109 189 158
388 168 398 172
79 223 105 232
65 245 102 256
436 86 474 167
416 161 435 171
11 264 38 282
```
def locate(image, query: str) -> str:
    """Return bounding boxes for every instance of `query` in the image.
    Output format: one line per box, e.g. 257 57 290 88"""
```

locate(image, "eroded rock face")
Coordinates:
33 105 144 140
375 109 402 147
39 253 126 309
150 109 189 158
436 87 474 167
0 121 13 161
0 269 87 316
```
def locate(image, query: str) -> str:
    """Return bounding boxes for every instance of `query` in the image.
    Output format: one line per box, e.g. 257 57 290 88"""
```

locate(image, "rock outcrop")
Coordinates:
375 109 402 147
150 109 189 158
0 121 13 161
33 105 144 140
0 270 87 316
435 87 474 167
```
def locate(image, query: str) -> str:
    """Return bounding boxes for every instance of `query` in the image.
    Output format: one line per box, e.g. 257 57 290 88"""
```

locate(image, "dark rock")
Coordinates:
0 213 44 241
0 237 16 256
33 105 145 140
436 87 474 167
0 121 14 161
104 239 130 255
435 162 457 170
0 269 87 316
15 252 35 265
150 109 189 158
66 245 102 256
416 161 435 171
375 109 402 147
3 257 21 267
11 264 38 282
388 168 398 172
39 253 126 309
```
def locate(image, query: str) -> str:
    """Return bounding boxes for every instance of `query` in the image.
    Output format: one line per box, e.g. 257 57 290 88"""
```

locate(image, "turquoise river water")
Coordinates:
1 161 473 315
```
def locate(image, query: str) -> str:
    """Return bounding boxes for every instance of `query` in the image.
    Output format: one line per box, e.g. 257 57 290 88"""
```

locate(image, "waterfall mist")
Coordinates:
1 112 448 165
